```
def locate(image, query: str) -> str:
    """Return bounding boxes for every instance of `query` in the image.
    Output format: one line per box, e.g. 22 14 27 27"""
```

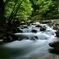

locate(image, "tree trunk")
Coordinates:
0 0 5 26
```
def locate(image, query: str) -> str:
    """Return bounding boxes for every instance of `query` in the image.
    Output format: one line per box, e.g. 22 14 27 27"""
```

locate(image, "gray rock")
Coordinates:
40 26 46 31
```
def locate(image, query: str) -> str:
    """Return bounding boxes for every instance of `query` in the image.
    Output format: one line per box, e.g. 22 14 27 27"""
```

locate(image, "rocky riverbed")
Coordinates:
0 19 59 59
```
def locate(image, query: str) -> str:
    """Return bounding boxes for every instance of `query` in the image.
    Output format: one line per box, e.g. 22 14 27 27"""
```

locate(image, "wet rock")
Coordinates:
35 25 42 27
23 25 28 28
49 41 59 47
31 29 37 33
3 36 13 42
53 26 58 30
34 36 38 39
18 35 29 40
40 26 46 31
56 30 59 37
3 32 18 42
30 36 38 41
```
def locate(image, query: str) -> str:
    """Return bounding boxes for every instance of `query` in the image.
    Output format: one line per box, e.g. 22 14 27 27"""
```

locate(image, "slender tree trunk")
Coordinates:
0 0 5 26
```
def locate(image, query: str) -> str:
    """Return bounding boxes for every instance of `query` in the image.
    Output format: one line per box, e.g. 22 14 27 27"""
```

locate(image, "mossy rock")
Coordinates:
49 40 59 47
53 26 58 30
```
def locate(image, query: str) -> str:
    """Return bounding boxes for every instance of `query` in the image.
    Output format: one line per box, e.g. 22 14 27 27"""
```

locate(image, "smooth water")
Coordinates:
0 22 58 59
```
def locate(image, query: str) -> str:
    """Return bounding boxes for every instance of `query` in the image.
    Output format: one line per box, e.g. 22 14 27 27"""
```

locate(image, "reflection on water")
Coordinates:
0 22 58 59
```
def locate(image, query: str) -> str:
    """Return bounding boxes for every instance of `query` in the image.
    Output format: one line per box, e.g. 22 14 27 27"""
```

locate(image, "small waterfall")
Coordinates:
15 22 56 40
0 22 58 59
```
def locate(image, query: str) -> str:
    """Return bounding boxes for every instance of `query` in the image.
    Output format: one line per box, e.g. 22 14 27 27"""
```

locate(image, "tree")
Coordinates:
0 0 5 26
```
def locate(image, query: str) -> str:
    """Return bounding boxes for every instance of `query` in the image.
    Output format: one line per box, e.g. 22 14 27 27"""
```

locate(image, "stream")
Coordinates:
0 22 59 59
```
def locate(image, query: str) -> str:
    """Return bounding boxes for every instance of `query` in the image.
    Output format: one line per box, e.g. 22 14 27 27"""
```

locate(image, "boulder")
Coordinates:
36 25 42 27
23 25 28 28
40 26 46 31
31 29 37 33
56 30 59 37
3 32 18 42
49 40 59 47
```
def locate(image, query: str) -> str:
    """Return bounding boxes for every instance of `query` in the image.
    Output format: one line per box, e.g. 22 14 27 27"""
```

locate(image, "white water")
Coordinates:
0 22 58 59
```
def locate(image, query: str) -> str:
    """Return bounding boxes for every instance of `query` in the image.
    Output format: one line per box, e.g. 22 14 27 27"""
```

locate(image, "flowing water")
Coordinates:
0 22 59 59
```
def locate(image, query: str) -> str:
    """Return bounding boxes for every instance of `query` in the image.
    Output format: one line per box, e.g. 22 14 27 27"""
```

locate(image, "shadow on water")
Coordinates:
49 48 59 54
0 47 24 59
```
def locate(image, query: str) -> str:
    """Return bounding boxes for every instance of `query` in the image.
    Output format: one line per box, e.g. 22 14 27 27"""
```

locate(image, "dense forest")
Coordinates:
0 0 59 21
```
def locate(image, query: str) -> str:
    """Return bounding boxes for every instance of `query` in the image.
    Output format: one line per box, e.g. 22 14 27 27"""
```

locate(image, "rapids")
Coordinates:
0 22 58 59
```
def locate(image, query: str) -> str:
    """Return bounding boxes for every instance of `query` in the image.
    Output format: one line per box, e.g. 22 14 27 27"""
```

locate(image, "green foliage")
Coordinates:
4 0 59 20
30 0 59 20
4 0 32 20
17 0 32 19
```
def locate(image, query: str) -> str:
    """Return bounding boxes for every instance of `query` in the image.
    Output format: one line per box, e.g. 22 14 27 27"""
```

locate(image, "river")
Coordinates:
0 22 59 59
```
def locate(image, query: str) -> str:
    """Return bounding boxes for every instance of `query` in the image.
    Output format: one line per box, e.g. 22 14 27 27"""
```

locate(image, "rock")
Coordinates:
53 26 58 30
20 21 25 25
53 24 59 30
31 29 37 33
23 25 28 28
18 35 29 40
49 40 59 47
34 36 38 39
36 25 42 27
40 26 46 31
3 36 13 42
3 32 18 42
41 20 51 24
16 28 23 33
30 36 38 40
56 30 59 37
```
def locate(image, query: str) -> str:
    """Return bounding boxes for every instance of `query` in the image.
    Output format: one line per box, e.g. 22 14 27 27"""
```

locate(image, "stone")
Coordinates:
53 26 58 30
23 25 28 28
41 20 51 24
56 30 59 37
3 32 18 42
31 29 37 33
49 40 59 47
40 26 46 31
36 25 42 27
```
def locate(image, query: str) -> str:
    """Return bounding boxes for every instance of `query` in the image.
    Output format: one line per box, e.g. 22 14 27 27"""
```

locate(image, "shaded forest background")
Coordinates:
0 0 59 23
